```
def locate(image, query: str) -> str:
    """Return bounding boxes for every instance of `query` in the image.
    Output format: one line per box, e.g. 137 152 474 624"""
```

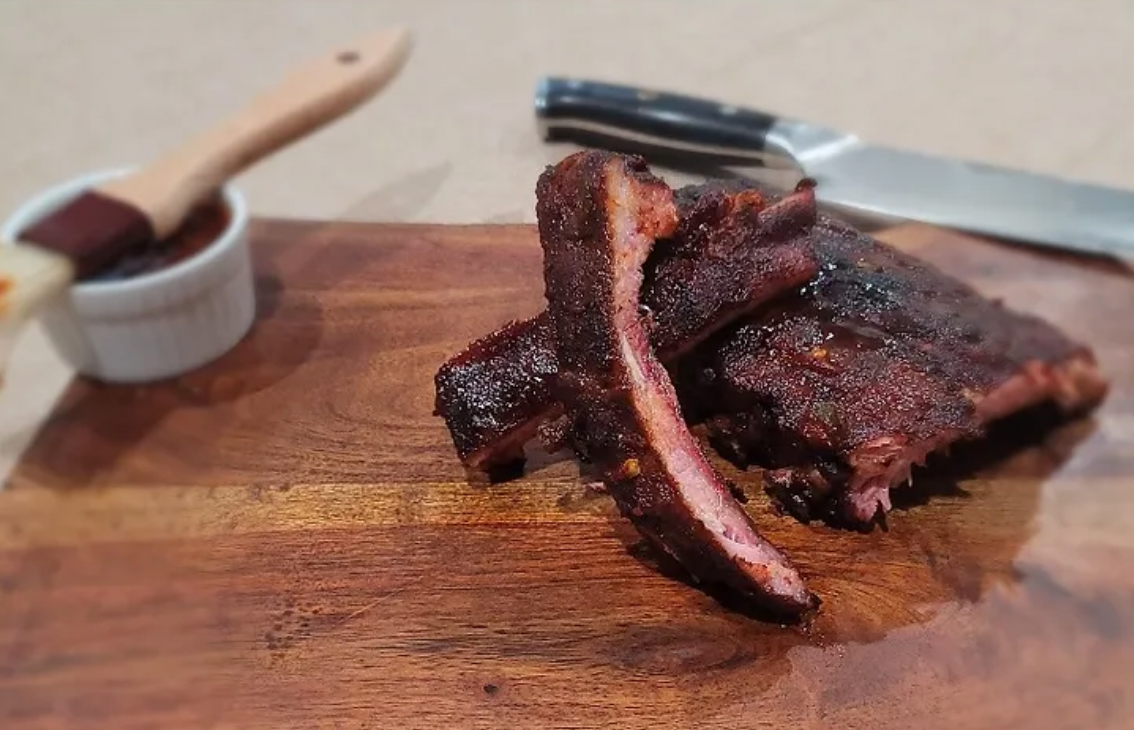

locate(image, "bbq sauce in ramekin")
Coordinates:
84 196 232 282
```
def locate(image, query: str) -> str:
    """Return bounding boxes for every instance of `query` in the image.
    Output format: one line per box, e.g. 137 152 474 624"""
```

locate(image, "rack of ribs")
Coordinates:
433 153 1108 614
535 150 815 616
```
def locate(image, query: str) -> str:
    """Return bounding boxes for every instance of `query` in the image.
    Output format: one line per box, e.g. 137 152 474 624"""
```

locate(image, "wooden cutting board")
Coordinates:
1 220 1132 730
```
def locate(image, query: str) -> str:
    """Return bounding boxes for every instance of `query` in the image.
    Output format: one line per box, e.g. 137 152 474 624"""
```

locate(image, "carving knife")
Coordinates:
534 77 1134 259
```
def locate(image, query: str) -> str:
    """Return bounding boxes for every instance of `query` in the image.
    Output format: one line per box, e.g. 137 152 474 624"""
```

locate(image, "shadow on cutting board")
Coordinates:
13 254 324 491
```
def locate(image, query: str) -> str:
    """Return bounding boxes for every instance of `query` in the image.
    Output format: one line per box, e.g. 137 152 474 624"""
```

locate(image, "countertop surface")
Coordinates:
2 0 1133 482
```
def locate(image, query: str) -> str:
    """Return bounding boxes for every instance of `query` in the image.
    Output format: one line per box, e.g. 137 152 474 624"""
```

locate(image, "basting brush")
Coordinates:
0 27 412 368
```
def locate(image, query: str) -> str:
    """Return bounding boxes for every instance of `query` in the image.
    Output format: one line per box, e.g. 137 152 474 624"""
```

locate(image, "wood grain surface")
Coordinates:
1 220 1132 729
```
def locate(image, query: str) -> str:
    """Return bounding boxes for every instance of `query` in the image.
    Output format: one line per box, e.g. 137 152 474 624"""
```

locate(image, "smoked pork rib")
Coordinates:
434 180 820 470
684 208 1109 527
536 151 816 616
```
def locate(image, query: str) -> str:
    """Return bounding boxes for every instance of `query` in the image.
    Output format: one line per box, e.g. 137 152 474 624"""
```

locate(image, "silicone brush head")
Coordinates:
16 190 154 281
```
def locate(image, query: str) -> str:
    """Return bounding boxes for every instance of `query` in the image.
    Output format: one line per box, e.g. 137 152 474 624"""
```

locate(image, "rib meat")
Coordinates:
434 179 820 470
683 203 1109 526
536 151 816 616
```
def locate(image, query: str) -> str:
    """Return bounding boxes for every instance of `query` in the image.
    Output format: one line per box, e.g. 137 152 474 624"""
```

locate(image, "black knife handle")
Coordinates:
534 77 799 167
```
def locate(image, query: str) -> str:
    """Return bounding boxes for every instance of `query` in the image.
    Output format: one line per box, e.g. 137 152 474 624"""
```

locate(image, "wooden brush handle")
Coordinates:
96 28 412 238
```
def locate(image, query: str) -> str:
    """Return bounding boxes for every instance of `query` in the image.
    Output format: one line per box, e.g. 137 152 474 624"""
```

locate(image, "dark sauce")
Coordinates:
85 195 231 282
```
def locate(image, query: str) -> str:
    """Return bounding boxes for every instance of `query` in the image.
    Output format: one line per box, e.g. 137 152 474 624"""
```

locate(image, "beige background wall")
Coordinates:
1 0 1132 479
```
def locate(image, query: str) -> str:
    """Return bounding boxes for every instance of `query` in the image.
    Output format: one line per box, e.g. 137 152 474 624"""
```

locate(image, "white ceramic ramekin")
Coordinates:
2 168 256 383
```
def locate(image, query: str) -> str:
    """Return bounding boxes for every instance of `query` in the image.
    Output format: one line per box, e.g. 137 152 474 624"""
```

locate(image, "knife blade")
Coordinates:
534 77 1134 259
